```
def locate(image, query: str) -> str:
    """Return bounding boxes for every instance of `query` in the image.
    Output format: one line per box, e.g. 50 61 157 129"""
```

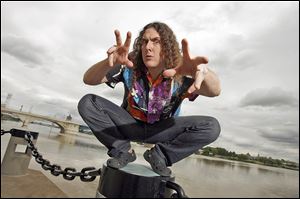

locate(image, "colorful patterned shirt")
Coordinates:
105 65 198 124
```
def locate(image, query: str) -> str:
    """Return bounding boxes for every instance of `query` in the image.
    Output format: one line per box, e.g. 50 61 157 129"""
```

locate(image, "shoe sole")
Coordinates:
143 150 171 177
107 152 137 169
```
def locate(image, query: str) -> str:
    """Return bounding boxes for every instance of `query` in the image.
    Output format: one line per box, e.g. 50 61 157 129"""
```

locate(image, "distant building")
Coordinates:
66 114 72 121
3 93 13 108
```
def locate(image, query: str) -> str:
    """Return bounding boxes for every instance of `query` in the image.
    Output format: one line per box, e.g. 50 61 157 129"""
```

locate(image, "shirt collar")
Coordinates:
146 70 165 87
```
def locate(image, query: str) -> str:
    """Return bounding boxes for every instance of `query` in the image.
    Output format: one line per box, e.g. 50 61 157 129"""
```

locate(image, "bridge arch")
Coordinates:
1 108 80 135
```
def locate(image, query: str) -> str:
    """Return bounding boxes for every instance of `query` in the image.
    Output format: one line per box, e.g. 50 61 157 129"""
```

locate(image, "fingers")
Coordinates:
114 29 122 46
163 69 177 78
125 60 134 68
187 70 205 93
181 39 191 59
194 70 205 90
107 45 117 55
107 45 117 67
107 45 118 67
124 31 132 48
187 84 196 94
115 30 132 48
195 56 209 65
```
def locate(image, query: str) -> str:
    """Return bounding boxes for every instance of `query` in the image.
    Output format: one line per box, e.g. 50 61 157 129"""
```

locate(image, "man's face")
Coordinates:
141 28 164 69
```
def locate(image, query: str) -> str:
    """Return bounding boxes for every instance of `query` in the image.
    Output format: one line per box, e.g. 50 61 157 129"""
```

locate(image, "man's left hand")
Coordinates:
163 39 208 93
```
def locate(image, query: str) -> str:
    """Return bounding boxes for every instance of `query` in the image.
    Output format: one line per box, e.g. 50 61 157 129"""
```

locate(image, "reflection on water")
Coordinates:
173 156 299 198
74 139 106 150
256 166 284 176
1 120 299 198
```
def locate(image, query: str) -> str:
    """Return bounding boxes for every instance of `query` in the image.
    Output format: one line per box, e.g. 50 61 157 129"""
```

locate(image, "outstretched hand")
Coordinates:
107 30 134 67
163 39 209 93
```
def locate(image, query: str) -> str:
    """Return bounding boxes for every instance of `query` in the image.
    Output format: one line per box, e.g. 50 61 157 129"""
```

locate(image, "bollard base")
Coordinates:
96 163 176 198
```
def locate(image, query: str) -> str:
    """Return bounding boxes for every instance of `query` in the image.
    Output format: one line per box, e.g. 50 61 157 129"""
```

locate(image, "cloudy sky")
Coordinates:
1 2 299 162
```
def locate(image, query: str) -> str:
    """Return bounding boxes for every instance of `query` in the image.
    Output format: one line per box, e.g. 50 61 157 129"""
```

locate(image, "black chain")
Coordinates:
1 129 101 182
1 129 11 136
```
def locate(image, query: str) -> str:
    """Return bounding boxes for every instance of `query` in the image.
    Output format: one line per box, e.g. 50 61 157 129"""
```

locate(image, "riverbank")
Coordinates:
1 120 299 198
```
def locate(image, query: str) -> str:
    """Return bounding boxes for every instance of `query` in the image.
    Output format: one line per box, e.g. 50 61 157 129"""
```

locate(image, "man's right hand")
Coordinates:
107 30 134 68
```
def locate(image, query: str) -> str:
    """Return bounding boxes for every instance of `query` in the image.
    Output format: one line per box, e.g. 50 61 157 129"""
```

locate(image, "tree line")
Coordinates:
199 146 299 170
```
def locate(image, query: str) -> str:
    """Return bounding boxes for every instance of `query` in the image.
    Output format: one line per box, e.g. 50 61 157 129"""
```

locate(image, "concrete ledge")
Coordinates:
1 169 68 198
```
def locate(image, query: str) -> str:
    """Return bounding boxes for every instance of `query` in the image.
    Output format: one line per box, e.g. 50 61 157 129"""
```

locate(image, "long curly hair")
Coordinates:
131 22 181 74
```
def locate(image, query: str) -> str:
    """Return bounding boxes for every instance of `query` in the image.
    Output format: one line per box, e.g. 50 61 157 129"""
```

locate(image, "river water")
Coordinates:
1 120 299 198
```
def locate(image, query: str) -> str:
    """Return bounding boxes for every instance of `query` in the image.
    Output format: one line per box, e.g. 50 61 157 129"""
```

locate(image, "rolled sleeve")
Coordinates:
105 65 124 88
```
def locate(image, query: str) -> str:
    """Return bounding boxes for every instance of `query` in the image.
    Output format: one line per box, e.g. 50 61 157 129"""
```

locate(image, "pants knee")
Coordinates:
77 93 95 115
208 116 221 142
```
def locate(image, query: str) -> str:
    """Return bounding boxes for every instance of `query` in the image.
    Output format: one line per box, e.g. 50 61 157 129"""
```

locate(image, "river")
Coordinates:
1 120 299 198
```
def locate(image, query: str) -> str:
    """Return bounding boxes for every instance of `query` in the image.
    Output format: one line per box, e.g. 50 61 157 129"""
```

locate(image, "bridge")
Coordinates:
1 107 80 135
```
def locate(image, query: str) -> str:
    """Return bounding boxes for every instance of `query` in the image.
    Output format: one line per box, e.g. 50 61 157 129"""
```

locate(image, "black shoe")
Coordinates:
107 150 136 169
143 149 172 176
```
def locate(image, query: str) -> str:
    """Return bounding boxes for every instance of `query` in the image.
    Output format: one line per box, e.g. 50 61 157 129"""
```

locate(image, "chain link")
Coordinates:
1 129 11 136
1 129 101 182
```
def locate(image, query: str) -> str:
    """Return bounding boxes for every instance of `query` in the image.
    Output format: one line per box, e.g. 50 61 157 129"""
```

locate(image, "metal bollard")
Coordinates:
1 128 39 176
96 163 186 198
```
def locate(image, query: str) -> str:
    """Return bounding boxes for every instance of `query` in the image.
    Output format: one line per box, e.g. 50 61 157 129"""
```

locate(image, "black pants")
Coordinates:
78 94 221 166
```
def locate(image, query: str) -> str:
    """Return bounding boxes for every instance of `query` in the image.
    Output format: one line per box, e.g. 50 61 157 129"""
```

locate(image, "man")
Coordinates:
78 22 221 176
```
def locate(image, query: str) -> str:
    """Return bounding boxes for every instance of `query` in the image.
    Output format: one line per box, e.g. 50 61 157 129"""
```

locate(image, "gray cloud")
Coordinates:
209 34 259 72
220 135 256 149
258 127 299 145
206 2 299 76
239 87 298 108
1 35 51 67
